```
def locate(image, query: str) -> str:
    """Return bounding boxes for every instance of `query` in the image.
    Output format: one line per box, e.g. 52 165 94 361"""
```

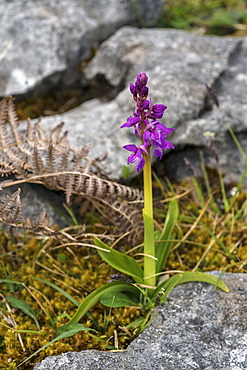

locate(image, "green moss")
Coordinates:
0 231 143 369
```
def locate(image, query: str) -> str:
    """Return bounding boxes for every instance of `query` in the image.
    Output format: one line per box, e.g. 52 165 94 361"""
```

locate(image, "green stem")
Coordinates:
143 153 153 218
143 152 156 289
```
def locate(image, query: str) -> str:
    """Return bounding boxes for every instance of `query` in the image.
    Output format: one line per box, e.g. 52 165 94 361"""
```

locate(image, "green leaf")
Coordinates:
155 198 179 274
5 296 40 330
100 291 138 308
69 281 141 324
94 237 144 284
18 323 95 368
32 277 80 307
56 323 96 337
151 271 229 300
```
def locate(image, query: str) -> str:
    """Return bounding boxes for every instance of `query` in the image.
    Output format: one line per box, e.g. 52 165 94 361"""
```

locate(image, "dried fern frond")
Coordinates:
0 188 22 224
0 97 144 245
103 199 144 246
74 194 144 247
0 188 81 242
0 97 142 203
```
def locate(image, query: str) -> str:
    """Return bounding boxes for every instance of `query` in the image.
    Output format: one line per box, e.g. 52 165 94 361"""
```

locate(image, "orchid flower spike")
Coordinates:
121 72 175 171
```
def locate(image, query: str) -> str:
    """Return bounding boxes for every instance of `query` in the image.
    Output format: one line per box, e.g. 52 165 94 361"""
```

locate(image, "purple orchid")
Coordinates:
122 144 149 172
121 73 175 171
120 116 140 129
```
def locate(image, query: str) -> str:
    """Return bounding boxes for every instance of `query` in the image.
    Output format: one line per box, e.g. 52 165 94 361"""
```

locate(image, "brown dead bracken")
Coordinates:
0 97 143 245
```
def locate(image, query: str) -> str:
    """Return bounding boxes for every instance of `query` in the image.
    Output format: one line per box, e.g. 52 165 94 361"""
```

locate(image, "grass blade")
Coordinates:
18 323 95 368
31 277 80 307
155 198 179 274
5 296 40 330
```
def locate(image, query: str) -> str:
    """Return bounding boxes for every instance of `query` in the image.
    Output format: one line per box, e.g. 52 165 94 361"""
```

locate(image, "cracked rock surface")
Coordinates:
33 272 247 370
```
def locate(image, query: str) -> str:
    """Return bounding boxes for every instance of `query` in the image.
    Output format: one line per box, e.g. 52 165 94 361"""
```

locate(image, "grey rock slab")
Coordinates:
163 37 247 185
33 27 247 185
33 272 247 369
84 26 240 123
81 0 164 36
0 0 163 96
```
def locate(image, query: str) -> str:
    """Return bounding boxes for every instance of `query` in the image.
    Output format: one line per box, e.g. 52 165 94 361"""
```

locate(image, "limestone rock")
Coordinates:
33 272 247 370
0 0 163 96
